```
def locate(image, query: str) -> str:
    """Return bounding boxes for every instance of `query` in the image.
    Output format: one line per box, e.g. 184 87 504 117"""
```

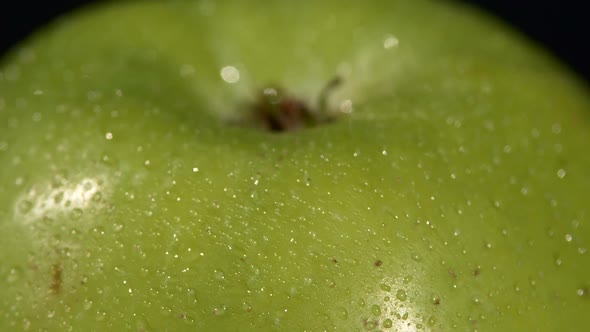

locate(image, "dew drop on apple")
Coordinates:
395 289 408 301
220 66 240 84
383 34 399 49
21 319 31 331
371 304 382 316
91 226 105 239
5 266 22 284
17 199 33 214
402 275 413 284
92 191 102 202
214 269 225 281
242 302 252 312
335 307 348 320
212 304 227 316
357 298 366 308
82 299 94 310
70 208 83 220
383 318 393 328
95 310 107 321
554 255 563 267
135 316 153 332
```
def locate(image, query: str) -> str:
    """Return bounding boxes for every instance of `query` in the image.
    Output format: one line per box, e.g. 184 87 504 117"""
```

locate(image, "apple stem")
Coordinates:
243 76 344 133
317 76 342 115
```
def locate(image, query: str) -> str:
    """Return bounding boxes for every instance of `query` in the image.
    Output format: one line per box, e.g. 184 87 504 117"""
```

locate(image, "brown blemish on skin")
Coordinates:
433 298 441 305
50 263 62 294
374 260 383 267
331 258 338 264
473 268 481 277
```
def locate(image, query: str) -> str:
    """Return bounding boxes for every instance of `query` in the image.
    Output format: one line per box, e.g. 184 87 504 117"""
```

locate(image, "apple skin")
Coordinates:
1 0 589 331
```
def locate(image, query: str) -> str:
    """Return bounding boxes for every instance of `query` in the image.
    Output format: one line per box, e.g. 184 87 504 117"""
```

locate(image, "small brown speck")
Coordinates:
448 268 457 279
374 260 383 267
433 298 441 305
331 258 338 264
50 263 62 294
179 313 187 319
473 268 481 277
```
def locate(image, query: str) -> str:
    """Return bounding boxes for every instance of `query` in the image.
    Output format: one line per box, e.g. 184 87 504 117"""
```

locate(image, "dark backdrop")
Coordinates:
1 1 589 84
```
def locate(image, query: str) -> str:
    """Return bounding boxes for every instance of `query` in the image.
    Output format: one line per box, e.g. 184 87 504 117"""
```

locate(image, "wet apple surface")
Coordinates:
1 1 589 331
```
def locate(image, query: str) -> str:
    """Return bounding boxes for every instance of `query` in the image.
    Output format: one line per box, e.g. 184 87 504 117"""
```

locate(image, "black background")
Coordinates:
1 1 589 84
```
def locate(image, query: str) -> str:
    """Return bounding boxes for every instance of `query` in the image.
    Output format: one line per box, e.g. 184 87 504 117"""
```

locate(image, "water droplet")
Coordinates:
402 275 413 284
335 306 348 320
379 283 391 292
339 99 353 113
577 289 586 297
363 319 378 330
431 295 441 305
554 255 563 267
71 208 83 220
214 269 226 281
96 310 106 321
5 267 22 283
220 66 240 84
135 316 152 331
180 64 195 78
358 298 366 307
565 234 573 242
383 35 399 49
212 304 227 316
411 253 421 262
17 200 34 214
91 226 106 239
83 299 93 310
557 169 566 179
92 192 103 202
325 278 336 288
371 304 381 316
242 302 252 312
383 318 393 328
395 289 408 301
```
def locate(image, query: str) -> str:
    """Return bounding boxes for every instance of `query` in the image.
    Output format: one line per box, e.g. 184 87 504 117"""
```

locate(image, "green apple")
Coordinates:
1 0 589 331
